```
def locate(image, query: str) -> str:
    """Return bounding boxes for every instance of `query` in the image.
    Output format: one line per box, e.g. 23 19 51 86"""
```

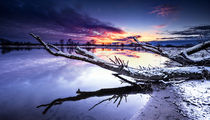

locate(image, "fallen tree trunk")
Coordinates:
30 33 210 115
30 33 210 83
133 37 210 66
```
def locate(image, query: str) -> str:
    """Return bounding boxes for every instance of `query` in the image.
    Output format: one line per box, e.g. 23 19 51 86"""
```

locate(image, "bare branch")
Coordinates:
185 41 210 55
47 44 60 51
133 37 210 66
30 33 210 82
75 46 97 59
133 37 168 57
112 73 138 86
109 58 116 64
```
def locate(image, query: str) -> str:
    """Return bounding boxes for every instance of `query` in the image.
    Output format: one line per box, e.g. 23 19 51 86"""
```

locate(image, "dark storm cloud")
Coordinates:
157 36 198 40
157 25 210 41
170 25 210 36
0 0 124 41
190 25 210 31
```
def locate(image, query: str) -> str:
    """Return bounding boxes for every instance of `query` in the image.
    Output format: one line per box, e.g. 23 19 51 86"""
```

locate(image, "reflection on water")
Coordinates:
92 48 168 68
0 47 168 120
0 47 33 54
1 46 168 68
37 84 153 115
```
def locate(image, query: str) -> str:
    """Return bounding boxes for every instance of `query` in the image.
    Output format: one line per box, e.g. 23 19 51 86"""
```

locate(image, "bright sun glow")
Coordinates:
87 31 162 44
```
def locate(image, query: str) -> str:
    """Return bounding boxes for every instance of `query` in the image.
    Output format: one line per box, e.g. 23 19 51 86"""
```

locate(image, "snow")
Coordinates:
183 51 210 62
174 80 210 120
76 46 97 58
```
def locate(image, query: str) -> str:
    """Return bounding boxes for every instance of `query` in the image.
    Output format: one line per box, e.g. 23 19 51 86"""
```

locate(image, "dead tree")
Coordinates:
30 33 210 113
133 37 210 66
30 33 209 83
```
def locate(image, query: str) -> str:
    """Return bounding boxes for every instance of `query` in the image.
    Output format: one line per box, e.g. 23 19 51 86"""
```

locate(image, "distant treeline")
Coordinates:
0 38 197 47
0 38 39 46
0 38 136 47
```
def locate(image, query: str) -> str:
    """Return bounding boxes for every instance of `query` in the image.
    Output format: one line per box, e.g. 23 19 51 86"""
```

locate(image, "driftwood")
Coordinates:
133 37 210 66
30 33 210 83
30 33 209 114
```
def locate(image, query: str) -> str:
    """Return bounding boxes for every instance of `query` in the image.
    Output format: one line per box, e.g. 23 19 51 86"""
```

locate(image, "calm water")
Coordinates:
0 47 168 120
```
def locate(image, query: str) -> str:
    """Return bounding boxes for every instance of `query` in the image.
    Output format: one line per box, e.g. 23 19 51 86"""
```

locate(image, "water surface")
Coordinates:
0 48 168 120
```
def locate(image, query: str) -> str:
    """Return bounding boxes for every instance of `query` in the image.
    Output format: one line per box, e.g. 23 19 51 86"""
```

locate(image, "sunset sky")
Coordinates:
0 0 210 44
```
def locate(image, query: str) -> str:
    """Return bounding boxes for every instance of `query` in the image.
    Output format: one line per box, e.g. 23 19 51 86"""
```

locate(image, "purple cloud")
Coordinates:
150 4 177 17
153 24 167 29
0 0 124 42
114 35 141 42
170 25 210 36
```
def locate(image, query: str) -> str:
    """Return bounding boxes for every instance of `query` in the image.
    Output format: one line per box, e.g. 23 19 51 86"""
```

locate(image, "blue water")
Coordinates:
0 48 167 120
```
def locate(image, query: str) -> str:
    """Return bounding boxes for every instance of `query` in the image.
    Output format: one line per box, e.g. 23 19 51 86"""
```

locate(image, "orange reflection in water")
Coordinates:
91 48 169 68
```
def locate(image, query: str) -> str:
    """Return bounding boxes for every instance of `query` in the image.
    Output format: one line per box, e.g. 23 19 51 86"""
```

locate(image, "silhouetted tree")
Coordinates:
90 39 96 45
59 39 64 46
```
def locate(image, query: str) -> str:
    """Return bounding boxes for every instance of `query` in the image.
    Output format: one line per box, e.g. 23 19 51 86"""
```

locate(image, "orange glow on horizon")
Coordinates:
87 31 162 44
91 48 168 68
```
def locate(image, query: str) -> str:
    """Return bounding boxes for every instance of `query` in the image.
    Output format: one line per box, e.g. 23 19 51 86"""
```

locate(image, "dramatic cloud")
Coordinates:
0 0 124 42
190 25 210 30
170 25 210 36
150 4 177 17
157 25 210 41
114 35 141 42
153 24 167 29
156 36 198 40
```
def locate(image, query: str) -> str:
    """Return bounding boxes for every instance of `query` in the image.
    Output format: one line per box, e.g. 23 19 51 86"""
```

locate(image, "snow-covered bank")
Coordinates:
130 80 210 120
